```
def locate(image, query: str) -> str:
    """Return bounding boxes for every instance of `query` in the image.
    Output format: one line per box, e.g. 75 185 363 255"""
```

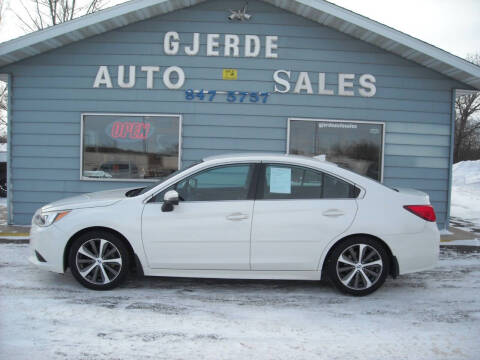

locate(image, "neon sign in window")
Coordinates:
82 114 181 180
110 121 151 140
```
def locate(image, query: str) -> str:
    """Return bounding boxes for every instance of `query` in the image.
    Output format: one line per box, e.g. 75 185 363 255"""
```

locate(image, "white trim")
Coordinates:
286 117 385 183
456 89 480 97
0 0 478 89
0 0 205 62
5 73 13 224
80 112 182 182
267 0 480 79
264 0 480 89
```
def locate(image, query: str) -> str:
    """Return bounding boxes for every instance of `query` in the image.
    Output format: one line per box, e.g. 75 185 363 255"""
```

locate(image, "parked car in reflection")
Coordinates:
99 161 139 179
29 153 439 296
83 170 113 179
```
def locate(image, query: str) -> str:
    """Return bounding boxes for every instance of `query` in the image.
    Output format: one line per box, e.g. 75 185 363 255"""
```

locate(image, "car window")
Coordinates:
261 165 323 199
260 164 357 200
323 173 353 198
138 162 202 196
154 164 254 202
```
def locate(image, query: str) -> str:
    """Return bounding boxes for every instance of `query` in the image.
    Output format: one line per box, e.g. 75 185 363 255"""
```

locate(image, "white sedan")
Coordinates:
29 153 439 296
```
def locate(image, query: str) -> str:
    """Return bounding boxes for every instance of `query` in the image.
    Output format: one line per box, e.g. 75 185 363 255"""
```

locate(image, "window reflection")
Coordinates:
289 120 383 181
82 114 180 180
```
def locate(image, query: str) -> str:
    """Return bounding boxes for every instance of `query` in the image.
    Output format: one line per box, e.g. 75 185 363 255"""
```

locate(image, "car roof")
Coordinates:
202 152 340 170
204 152 317 162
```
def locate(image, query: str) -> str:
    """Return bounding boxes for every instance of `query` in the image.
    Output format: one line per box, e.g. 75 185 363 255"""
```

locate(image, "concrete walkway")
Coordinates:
441 226 478 241
0 202 30 242
0 204 29 236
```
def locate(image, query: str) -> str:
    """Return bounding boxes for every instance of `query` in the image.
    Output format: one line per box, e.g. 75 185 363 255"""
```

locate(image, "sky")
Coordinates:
0 0 479 59
327 0 479 59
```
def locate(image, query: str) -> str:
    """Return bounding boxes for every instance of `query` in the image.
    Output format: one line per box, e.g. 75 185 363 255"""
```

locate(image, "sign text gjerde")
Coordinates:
93 31 376 97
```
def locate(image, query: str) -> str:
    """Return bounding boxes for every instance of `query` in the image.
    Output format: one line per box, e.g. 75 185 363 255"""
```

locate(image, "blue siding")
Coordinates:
2 0 463 226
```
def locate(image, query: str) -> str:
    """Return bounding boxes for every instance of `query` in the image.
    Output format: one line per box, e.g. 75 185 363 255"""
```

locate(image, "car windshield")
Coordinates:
127 162 202 197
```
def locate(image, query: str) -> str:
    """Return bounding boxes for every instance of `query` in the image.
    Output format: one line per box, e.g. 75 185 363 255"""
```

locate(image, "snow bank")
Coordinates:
451 160 480 225
453 160 480 186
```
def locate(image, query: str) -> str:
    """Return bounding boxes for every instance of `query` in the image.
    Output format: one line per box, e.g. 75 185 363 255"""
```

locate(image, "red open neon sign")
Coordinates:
110 121 151 140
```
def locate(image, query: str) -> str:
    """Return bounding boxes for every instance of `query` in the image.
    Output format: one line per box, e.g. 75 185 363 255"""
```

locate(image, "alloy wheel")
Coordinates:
75 238 123 285
335 243 383 290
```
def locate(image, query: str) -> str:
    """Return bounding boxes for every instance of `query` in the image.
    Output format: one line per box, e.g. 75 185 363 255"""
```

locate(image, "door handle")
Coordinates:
322 209 345 217
226 212 249 221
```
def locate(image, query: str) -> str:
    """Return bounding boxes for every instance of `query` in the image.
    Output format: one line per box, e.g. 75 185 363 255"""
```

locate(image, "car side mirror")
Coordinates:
161 190 179 212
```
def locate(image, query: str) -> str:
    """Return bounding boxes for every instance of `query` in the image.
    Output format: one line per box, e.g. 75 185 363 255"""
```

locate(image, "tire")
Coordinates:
68 230 130 290
327 237 390 296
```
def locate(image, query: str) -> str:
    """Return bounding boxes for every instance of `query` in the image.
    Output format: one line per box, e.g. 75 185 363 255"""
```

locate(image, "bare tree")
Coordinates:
454 53 480 162
15 0 108 32
0 82 7 140
0 0 8 137
0 1 110 141
0 85 5 112
0 83 6 116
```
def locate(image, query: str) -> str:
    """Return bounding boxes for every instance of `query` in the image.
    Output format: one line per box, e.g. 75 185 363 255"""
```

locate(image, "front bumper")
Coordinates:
28 223 68 274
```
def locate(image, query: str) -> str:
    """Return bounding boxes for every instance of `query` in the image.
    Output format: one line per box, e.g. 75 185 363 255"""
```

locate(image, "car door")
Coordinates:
251 163 358 271
141 163 256 270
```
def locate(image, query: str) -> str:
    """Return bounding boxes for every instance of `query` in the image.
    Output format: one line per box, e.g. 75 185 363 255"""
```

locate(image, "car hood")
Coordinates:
41 188 135 212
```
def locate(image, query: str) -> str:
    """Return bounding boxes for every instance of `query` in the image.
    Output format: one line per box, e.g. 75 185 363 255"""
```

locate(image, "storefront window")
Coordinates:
81 114 181 180
288 119 384 181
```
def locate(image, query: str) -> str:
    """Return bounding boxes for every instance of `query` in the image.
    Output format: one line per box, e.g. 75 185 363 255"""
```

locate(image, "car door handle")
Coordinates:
226 212 249 221
322 209 345 217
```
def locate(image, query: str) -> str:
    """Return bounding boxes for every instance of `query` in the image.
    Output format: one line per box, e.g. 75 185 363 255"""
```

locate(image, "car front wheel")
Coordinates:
327 237 390 296
68 231 130 290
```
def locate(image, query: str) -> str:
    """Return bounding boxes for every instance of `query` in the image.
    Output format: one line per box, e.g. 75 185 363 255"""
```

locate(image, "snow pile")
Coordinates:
451 160 480 225
452 160 480 186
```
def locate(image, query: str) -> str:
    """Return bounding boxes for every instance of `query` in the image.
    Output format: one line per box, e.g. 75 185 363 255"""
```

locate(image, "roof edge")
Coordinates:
308 0 479 72
0 0 205 63
0 0 479 90
263 0 480 89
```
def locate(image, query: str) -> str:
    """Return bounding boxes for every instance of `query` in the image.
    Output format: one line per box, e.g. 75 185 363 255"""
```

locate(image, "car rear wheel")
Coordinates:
327 237 390 296
69 231 130 290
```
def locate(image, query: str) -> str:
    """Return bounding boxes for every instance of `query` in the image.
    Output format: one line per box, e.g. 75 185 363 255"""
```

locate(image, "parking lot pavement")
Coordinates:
1 243 480 360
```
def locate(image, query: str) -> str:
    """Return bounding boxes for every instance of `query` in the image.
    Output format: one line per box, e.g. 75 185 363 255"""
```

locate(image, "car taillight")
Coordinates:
403 205 436 222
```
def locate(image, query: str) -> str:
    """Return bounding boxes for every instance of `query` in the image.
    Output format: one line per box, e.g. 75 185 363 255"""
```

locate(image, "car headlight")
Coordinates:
33 210 70 227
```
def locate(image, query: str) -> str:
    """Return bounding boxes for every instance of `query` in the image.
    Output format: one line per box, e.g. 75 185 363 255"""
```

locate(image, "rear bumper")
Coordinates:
384 222 440 275
28 223 67 274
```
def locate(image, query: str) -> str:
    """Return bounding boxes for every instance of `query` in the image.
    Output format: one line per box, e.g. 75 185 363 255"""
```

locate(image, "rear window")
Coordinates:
259 164 359 200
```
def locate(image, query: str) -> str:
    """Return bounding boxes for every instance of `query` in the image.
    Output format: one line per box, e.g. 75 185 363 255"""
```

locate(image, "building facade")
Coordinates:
1 0 479 226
